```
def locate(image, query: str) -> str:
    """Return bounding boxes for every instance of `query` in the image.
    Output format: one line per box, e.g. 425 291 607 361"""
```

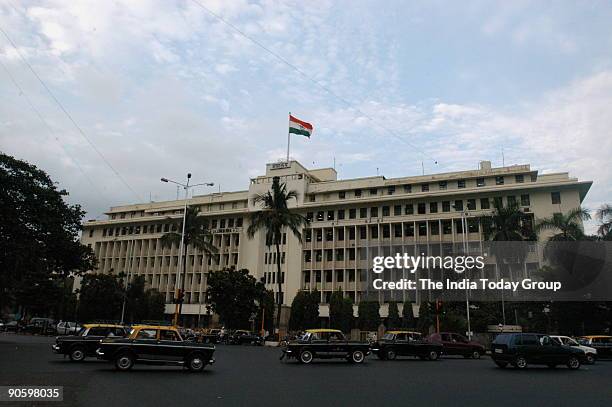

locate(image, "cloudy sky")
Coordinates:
1 0 611 232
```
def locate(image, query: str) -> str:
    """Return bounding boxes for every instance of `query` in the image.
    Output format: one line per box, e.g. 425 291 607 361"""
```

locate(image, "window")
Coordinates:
507 196 517 207
404 224 414 237
493 196 503 208
382 224 390 238
438 181 447 190
480 198 490 210
430 222 439 235
382 206 390 216
442 220 452 234
160 330 180 341
354 189 362 197
457 179 466 189
370 188 377 196
418 222 427 236
467 199 476 210
515 174 524 183
388 186 395 195
421 184 429 192
430 202 438 213
349 209 356 219
476 178 485 187
371 207 378 217
454 200 463 211
394 205 402 216
360 208 368 218
394 224 402 238
418 203 426 214
136 329 157 340
327 211 335 221
404 185 412 193
88 229 93 237
359 226 366 239
442 201 450 212
349 228 355 240
317 211 324 221
495 176 504 185
370 226 378 239
309 194 316 202
306 212 313 222
339 191 345 199
551 192 561 204
405 204 414 215
304 251 311 263
337 228 344 241
338 209 345 220
521 194 530 206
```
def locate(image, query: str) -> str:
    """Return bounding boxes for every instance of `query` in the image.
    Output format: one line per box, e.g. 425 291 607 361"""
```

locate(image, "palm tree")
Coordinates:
247 176 309 334
596 204 612 240
535 207 591 241
161 206 217 324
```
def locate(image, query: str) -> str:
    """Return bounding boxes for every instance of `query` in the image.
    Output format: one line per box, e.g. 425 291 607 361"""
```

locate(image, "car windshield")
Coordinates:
383 333 395 340
77 328 87 336
561 337 579 346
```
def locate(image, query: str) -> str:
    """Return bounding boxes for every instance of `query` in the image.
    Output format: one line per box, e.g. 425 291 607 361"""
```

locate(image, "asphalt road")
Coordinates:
1 333 611 407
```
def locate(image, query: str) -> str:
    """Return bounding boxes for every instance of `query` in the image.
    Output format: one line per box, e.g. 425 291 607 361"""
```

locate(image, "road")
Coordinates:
0 333 611 407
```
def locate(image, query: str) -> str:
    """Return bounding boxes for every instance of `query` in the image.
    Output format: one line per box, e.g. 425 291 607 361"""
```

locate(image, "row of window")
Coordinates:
98 217 244 238
264 252 286 265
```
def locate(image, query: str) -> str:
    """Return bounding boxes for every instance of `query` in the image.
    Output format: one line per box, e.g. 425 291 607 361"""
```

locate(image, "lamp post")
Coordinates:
161 174 214 326
454 206 472 340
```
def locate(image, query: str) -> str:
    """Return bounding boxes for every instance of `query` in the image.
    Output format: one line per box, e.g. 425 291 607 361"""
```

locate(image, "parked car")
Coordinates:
491 333 584 370
371 330 443 361
2 320 24 333
280 329 371 364
24 318 56 335
96 325 215 372
200 328 222 344
52 324 130 361
56 321 82 336
428 332 485 359
550 335 597 364
229 330 263 345
577 336 612 359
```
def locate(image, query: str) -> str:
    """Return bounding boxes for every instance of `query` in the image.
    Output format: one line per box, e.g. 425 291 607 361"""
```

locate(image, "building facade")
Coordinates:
80 160 591 326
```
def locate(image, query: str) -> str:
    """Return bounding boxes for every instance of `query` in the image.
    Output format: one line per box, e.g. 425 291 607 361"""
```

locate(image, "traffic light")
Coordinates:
174 289 185 304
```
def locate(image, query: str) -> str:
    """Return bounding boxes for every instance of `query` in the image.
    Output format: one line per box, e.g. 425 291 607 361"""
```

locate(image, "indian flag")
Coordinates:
289 114 313 138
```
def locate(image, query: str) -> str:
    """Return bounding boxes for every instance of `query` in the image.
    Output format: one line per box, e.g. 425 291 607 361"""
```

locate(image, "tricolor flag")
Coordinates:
289 114 313 138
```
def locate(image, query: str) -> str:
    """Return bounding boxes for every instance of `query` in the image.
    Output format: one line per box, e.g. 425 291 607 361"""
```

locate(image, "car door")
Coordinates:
440 333 459 355
451 334 471 354
132 328 160 360
327 332 347 357
84 327 109 354
517 334 541 363
394 333 409 356
158 329 184 361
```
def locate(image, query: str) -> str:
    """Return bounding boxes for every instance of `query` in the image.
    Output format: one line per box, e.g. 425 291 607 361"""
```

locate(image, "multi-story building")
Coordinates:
80 160 591 326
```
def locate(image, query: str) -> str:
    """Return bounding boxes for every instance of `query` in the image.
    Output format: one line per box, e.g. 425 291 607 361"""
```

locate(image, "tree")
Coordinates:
387 301 401 329
0 153 95 315
416 301 434 334
536 207 591 241
206 268 266 329
247 176 309 333
77 273 123 322
160 205 217 323
303 290 320 329
402 301 415 329
289 290 320 331
143 289 165 321
357 301 380 331
596 204 612 240
329 290 353 333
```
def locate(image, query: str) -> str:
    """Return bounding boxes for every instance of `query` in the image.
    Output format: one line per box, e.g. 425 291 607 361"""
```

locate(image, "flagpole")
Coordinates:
287 112 291 163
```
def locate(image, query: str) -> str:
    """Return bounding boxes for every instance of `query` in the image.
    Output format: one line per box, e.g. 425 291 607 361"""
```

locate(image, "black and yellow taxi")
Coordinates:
96 325 215 372
52 323 129 361
371 330 443 361
281 329 371 364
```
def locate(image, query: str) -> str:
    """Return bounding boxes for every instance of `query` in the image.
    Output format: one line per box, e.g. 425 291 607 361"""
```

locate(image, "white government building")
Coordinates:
80 160 591 327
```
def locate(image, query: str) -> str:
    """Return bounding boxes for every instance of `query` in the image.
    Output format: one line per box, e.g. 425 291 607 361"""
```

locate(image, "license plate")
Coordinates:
495 348 503 353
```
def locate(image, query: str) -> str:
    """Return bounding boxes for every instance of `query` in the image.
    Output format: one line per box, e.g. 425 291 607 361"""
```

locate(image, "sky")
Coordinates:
1 0 611 233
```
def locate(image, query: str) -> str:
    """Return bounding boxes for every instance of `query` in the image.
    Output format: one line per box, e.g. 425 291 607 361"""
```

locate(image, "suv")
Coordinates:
491 333 584 370
371 331 443 361
428 332 485 359
577 336 612 359
52 324 129 361
550 335 597 364
281 329 371 364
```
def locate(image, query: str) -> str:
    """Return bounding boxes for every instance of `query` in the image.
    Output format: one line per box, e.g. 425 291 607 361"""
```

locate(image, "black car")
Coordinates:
229 330 263 345
371 331 443 361
24 318 56 335
491 333 584 370
52 324 130 361
2 320 24 333
281 329 371 364
96 325 215 372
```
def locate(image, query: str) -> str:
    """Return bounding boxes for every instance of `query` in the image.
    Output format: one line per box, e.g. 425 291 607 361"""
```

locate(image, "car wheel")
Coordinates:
586 353 595 364
114 353 135 371
385 349 397 361
187 354 205 372
351 350 365 364
471 350 481 359
494 361 508 368
567 356 580 370
428 350 440 361
513 356 528 369
69 346 86 362
299 350 314 364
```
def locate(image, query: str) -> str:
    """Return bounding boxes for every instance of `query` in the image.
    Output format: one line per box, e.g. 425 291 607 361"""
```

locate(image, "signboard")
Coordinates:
271 162 291 170
211 228 242 234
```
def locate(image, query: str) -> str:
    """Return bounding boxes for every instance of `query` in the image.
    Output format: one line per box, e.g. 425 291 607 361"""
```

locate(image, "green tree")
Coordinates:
416 301 434 334
402 301 415 329
247 176 309 332
536 207 591 241
479 201 532 242
77 273 123 322
387 301 401 329
206 268 266 329
303 290 320 329
143 288 166 321
596 204 612 240
160 205 217 323
288 290 320 331
0 153 95 315
357 301 380 331
329 290 353 333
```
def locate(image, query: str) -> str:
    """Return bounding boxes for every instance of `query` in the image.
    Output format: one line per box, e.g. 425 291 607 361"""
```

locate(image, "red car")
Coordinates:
428 332 485 359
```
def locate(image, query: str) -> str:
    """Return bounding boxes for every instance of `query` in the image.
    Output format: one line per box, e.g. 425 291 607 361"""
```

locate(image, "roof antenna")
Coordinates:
502 147 505 167
421 161 425 175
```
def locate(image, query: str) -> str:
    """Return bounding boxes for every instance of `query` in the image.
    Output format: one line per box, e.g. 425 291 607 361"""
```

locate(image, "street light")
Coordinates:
161 174 214 327
453 206 472 340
